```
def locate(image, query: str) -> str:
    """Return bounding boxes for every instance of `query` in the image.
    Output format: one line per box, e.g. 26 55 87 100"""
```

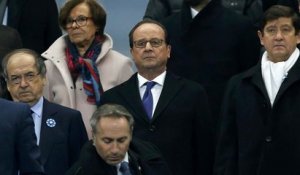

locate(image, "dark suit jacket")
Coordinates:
0 98 44 175
214 55 300 175
6 0 61 54
39 99 88 175
0 25 22 100
65 139 171 175
101 72 214 175
161 0 261 123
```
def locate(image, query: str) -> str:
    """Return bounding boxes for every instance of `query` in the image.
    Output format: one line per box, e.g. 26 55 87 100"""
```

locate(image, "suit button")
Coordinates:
149 125 156 132
265 136 272 142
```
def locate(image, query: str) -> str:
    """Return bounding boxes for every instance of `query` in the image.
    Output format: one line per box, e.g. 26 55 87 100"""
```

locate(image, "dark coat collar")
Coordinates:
39 99 60 164
241 54 300 106
116 72 184 123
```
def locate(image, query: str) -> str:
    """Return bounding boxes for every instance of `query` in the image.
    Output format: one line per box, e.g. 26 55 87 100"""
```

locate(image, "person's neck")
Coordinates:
75 38 95 56
191 0 210 12
76 45 89 56
138 68 165 81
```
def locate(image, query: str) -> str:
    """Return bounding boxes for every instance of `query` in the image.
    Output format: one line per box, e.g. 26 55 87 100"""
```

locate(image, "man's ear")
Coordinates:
257 30 264 46
92 133 96 146
296 31 300 44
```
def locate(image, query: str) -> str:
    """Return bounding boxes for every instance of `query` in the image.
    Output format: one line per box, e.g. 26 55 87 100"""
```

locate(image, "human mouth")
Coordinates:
274 43 285 47
143 54 155 59
19 91 32 96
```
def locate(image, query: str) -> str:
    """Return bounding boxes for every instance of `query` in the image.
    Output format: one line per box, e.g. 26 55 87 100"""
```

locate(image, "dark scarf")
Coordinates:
65 35 104 106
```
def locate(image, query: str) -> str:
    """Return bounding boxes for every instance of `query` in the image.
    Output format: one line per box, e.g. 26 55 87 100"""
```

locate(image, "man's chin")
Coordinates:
18 97 34 104
106 158 123 165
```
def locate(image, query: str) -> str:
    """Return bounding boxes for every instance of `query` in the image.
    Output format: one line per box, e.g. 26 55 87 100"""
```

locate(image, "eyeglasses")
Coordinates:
8 72 40 85
66 15 92 29
133 38 165 48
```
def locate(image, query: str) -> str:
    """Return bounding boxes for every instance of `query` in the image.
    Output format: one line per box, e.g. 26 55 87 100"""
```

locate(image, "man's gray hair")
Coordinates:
90 104 134 134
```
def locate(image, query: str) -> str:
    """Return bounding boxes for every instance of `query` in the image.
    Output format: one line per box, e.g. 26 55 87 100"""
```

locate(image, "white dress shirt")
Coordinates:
117 152 129 175
138 71 166 117
30 97 44 145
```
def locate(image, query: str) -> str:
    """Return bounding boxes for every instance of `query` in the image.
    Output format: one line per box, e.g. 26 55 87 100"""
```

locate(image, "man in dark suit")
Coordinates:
214 5 300 175
0 0 61 54
161 0 262 124
101 19 214 175
0 25 22 100
66 104 171 175
0 98 44 175
2 49 88 175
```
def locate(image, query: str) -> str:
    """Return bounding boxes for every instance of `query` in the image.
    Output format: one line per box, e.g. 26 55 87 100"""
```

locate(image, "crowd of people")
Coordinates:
0 0 300 175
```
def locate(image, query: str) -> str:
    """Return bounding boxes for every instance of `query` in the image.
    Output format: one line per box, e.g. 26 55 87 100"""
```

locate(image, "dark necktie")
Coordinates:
142 81 156 119
120 161 132 175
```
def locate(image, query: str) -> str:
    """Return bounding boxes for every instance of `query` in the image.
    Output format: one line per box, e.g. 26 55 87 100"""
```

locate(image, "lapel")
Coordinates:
7 0 26 27
249 56 300 106
152 72 184 121
118 73 184 123
39 99 60 165
43 36 76 108
273 55 300 105
128 149 141 175
249 63 270 104
117 74 149 123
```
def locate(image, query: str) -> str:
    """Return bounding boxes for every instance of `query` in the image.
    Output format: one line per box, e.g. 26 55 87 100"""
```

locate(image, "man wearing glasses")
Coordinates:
100 19 214 175
2 49 88 175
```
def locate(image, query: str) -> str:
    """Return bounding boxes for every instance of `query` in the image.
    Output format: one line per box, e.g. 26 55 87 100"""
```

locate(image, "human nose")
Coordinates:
71 20 78 28
110 142 120 153
19 76 29 87
145 41 153 50
274 30 284 40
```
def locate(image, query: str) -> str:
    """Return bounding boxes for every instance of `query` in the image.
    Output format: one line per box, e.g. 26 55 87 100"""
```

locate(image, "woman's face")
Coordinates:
66 3 98 47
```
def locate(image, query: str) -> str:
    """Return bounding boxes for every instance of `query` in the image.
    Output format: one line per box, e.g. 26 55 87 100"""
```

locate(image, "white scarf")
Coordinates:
261 48 299 106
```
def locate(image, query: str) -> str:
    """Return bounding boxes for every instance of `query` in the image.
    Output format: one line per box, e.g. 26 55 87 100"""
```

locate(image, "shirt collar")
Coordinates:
116 152 129 170
189 0 211 18
31 97 44 118
137 71 166 88
190 7 199 18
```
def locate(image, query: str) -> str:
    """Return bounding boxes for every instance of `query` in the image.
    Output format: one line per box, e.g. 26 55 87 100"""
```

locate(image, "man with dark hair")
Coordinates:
101 19 214 175
215 5 300 175
66 104 171 175
2 49 88 175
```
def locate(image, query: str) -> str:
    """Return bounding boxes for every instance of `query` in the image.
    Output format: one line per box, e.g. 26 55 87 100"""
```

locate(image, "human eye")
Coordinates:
76 16 87 24
117 137 127 143
103 138 113 144
135 40 147 48
281 26 293 35
150 39 162 47
66 18 74 25
266 27 276 35
25 73 36 81
10 76 21 84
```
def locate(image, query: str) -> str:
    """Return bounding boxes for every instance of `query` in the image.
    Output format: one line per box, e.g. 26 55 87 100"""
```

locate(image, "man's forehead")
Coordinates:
133 24 165 40
265 17 293 27
8 53 35 64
